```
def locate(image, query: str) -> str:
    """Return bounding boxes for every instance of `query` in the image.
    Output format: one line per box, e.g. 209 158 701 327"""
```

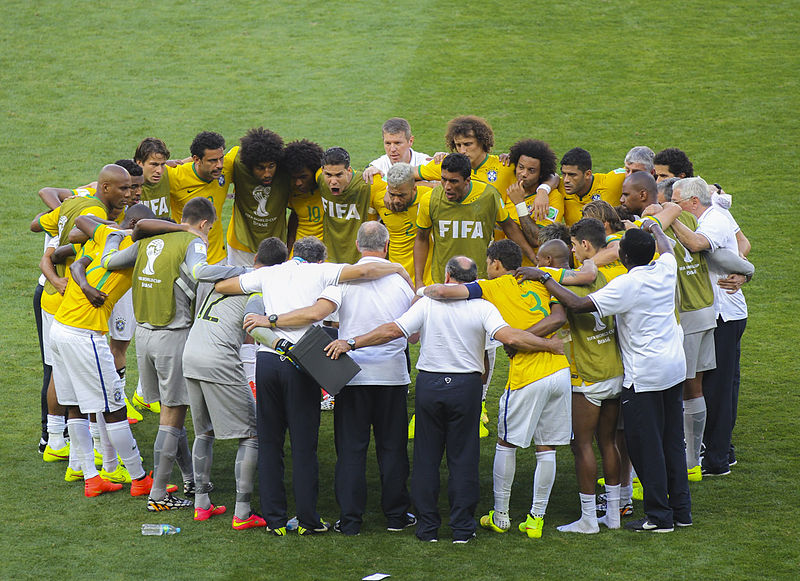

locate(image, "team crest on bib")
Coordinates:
114 317 125 333
218 175 226 186
591 193 601 201
486 170 498 182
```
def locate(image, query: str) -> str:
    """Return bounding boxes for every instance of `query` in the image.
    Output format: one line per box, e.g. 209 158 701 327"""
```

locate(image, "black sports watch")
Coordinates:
347 338 357 351
540 272 552 284
268 314 278 328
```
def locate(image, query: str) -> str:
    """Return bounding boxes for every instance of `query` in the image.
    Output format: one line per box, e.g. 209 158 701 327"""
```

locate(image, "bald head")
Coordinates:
621 171 658 214
445 255 477 283
537 239 571 268
120 203 155 229
98 163 130 185
96 163 132 212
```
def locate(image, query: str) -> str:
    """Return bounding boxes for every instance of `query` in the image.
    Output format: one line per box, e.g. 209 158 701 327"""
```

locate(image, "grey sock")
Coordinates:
175 427 194 482
192 433 214 510
151 425 181 500
234 437 258 519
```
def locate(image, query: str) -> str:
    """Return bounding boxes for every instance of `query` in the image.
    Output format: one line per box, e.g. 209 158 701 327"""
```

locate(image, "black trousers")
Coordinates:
622 382 691 527
34 284 51 438
255 351 324 530
702 317 747 472
411 370 481 541
333 385 410 534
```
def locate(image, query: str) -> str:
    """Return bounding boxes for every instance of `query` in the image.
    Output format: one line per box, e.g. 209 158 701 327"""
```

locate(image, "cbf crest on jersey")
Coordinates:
143 239 165 275
218 175 226 186
486 170 498 182
591 193 602 201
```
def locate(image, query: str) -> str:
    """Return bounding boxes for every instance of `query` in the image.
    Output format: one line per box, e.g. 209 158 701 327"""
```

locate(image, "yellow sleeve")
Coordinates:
223 146 238 179
79 205 108 220
494 191 510 223
418 159 441 181
416 191 433 229
38 207 61 236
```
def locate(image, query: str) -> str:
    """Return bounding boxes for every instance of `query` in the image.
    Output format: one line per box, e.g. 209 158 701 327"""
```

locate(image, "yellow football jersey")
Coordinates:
288 187 324 243
561 169 626 226
38 197 108 315
55 225 133 333
168 146 237 264
477 274 569 390
371 184 433 284
418 154 516 197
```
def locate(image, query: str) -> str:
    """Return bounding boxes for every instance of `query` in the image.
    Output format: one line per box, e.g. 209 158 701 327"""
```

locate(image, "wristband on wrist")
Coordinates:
515 201 530 217
416 286 426 297
536 183 552 195
540 272 552 284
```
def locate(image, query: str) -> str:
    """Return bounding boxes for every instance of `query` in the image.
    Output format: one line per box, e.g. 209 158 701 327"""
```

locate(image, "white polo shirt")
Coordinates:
394 295 507 374
369 149 432 174
590 253 686 392
695 205 748 321
321 256 414 386
238 258 344 353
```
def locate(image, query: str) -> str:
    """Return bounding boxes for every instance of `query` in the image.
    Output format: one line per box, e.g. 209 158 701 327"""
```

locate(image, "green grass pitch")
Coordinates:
1 1 798 579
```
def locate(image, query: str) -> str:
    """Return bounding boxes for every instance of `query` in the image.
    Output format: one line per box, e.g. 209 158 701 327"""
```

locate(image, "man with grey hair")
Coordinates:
215 235 411 535
668 176 752 477
364 118 431 181
657 177 681 203
325 255 564 543
623 146 656 176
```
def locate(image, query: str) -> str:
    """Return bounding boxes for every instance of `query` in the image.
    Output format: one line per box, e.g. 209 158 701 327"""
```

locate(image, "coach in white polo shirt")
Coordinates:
326 255 564 543
215 236 408 536
525 221 691 533
668 177 750 476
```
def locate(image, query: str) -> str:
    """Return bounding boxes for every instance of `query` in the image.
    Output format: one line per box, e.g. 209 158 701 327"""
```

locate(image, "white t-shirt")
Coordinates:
394 295 507 374
369 149 432 174
238 258 344 353
590 253 686 392
321 256 414 386
696 205 747 321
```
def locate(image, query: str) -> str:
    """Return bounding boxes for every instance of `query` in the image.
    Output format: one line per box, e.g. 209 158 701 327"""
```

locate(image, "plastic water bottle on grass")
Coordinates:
141 524 181 536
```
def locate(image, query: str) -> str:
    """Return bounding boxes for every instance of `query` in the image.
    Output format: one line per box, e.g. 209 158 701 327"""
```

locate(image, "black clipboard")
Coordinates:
287 325 361 396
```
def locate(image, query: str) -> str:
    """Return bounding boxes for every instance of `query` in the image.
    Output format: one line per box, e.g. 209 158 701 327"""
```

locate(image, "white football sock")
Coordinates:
493 443 516 514
95 413 118 473
683 396 706 468
600 484 621 529
530 450 556 517
557 493 599 533
620 483 633 506
67 418 98 479
105 419 145 479
47 414 66 449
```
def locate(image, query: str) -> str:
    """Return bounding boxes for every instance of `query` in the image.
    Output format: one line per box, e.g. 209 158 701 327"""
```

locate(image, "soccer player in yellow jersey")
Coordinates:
226 127 292 266
169 131 236 264
653 147 694 182
414 153 537 286
135 137 173 219
413 116 516 197
559 148 627 226
285 139 325 253
421 239 571 539
371 162 433 283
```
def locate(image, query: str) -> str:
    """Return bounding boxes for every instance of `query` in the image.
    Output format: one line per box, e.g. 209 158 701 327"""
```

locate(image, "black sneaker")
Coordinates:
297 520 330 535
387 512 417 532
701 465 731 477
333 520 359 536
624 517 673 533
453 533 476 544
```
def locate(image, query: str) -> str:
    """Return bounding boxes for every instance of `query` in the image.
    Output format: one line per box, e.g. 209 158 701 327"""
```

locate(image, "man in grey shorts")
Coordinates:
183 239 287 529
103 198 246 511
